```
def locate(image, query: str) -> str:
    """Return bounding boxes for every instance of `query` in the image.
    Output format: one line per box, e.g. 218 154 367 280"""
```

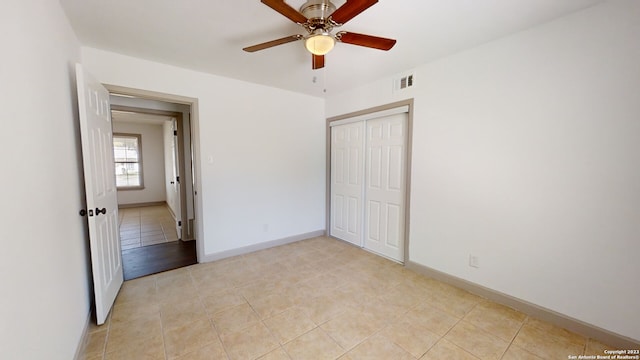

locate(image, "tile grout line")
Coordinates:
99 315 111 360
353 280 420 357
191 265 234 360
99 307 115 359
190 268 232 360
242 284 284 358
154 276 171 360
498 315 528 360
430 302 481 360
583 338 590 356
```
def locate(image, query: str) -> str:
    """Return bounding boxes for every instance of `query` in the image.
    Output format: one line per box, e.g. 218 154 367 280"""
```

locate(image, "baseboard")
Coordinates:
73 311 92 360
200 230 326 263
166 204 177 220
118 201 166 209
406 261 640 349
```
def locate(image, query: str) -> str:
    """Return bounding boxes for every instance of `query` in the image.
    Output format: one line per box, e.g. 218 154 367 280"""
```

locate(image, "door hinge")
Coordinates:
173 130 177 136
178 221 182 226
176 176 180 183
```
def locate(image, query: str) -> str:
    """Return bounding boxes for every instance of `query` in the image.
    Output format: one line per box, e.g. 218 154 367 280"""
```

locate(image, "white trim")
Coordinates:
73 312 92 360
407 261 640 349
329 105 409 127
200 230 325 263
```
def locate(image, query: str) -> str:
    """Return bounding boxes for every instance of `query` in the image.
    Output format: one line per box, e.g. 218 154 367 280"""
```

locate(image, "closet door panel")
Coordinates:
364 113 407 262
330 122 365 245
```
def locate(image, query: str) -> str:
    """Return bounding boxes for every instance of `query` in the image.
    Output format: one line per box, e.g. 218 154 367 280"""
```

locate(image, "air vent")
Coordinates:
393 71 415 92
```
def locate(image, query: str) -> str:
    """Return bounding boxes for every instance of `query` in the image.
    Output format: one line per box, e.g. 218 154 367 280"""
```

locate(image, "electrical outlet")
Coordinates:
469 255 480 268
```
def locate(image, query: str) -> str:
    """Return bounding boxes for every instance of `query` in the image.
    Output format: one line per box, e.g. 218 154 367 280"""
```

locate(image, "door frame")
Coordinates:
326 99 414 263
111 105 189 241
104 84 204 262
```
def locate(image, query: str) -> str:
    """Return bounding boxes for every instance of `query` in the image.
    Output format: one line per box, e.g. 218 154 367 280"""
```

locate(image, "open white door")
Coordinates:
164 119 182 239
76 64 123 325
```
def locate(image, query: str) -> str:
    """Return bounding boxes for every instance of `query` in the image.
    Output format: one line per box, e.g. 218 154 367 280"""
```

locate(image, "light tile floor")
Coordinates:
118 205 179 250
79 237 615 360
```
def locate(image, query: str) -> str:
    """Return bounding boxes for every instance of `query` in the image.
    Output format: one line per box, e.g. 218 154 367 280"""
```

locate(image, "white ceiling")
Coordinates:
60 0 602 98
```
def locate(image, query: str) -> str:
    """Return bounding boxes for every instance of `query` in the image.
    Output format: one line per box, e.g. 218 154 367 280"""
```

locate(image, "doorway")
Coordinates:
327 100 413 263
109 94 198 279
118 206 196 280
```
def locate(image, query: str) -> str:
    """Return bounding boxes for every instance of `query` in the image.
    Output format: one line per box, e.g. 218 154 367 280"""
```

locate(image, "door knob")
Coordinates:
79 209 87 217
95 208 107 216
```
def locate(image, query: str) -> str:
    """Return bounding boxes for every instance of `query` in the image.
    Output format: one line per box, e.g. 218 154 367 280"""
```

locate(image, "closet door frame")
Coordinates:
326 99 414 263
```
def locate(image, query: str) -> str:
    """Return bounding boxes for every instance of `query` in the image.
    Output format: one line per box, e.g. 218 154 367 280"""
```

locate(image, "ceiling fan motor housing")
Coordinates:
300 0 336 21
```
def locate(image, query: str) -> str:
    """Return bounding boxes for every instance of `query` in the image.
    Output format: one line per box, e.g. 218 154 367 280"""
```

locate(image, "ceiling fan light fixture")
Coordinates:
246 0 396 70
305 31 335 55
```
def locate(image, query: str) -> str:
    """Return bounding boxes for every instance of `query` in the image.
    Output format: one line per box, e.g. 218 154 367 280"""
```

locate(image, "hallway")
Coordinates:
118 205 179 250
118 205 197 280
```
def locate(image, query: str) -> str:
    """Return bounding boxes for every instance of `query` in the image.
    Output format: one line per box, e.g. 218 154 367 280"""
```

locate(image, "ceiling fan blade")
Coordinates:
336 31 396 50
261 0 308 24
329 0 378 25
312 54 325 70
243 35 303 52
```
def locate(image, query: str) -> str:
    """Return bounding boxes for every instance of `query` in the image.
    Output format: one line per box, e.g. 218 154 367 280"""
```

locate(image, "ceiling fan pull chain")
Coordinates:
323 66 327 93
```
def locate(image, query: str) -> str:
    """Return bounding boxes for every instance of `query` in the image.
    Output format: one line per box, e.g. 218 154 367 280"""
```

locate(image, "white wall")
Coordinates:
82 48 326 256
327 1 640 342
0 1 91 359
112 121 166 205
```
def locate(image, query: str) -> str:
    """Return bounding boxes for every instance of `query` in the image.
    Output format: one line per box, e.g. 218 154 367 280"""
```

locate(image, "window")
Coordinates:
113 133 144 189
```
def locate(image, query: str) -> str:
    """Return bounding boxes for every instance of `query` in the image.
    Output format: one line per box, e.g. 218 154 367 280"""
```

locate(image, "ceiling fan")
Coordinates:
243 0 397 70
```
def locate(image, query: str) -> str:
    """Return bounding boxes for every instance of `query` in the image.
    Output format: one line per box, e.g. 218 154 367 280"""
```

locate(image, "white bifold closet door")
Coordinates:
330 110 408 262
363 113 407 261
330 121 365 245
